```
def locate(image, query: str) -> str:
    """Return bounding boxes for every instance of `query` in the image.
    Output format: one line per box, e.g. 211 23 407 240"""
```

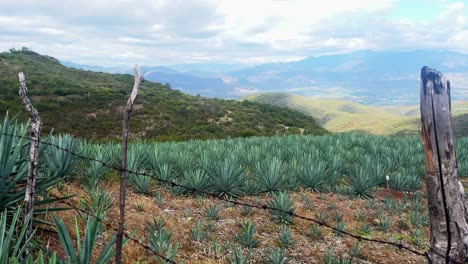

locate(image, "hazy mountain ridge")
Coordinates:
61 50 468 106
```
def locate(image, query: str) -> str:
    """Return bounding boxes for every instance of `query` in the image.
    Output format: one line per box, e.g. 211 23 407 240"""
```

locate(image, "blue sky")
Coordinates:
0 0 466 66
388 0 447 21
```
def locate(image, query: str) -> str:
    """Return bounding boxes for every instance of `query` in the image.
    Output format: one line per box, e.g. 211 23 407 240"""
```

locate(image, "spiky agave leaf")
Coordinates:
267 192 295 224
209 157 245 198
44 134 81 179
253 156 290 195
53 213 126 264
0 209 34 263
347 166 380 199
129 171 153 195
148 145 171 173
81 144 112 187
147 221 181 263
181 169 211 194
0 115 67 215
389 172 421 192
295 156 330 192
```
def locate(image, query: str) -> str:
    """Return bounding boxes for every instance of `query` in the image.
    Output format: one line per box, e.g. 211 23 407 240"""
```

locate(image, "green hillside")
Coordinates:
0 49 327 140
245 92 468 137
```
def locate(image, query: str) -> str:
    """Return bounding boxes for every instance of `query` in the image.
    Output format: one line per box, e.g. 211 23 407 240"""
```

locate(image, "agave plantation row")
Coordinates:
5 115 468 200
61 129 468 198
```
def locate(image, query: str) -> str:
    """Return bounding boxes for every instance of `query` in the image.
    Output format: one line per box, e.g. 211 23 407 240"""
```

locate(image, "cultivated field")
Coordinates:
4 115 468 263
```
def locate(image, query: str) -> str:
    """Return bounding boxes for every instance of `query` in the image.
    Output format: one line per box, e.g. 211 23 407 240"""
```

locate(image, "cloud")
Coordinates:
233 87 262 95
0 0 466 66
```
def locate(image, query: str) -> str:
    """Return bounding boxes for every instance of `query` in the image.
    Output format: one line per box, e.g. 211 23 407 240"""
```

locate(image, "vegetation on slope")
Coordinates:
245 92 468 137
0 48 326 141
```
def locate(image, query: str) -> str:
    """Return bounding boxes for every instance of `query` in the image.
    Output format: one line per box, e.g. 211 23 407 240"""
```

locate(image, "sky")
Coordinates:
0 0 467 66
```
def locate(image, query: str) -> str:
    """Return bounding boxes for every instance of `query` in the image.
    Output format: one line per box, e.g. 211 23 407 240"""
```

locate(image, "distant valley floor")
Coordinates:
245 92 468 137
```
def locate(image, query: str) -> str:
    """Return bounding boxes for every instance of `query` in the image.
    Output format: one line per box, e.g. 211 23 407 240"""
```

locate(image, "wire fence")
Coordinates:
47 192 177 264
1 131 465 263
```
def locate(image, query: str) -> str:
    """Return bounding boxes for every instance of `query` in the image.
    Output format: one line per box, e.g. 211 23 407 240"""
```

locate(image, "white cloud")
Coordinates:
0 0 466 66
233 87 262 95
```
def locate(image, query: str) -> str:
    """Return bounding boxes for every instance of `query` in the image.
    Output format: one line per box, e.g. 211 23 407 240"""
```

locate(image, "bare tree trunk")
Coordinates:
116 65 141 264
420 66 468 263
18 72 41 254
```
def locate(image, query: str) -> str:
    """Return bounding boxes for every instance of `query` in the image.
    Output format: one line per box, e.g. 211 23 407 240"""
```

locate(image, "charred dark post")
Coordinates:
116 65 141 264
18 72 41 254
420 66 468 263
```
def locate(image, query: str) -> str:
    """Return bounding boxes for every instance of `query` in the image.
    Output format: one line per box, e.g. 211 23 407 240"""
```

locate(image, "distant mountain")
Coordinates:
1 49 326 140
60 61 238 98
61 61 126 73
142 69 235 98
169 63 250 75
61 50 468 105
233 50 468 105
245 92 468 137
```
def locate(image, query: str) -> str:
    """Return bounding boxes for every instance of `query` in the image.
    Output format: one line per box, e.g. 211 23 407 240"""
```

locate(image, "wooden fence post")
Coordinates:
116 65 141 264
420 66 468 263
18 72 41 254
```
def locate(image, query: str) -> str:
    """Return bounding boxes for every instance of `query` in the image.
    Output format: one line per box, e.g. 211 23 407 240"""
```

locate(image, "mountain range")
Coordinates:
62 50 468 106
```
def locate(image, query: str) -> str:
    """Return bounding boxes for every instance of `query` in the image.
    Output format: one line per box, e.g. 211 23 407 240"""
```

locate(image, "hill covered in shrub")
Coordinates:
0 48 327 141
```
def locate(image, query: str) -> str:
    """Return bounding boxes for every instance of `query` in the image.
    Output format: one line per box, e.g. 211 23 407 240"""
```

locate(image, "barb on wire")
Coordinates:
3 131 465 263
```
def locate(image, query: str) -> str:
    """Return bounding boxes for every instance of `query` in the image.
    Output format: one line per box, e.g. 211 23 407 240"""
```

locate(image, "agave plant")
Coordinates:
389 173 421 192
0 115 66 214
347 166 380 199
268 192 295 224
277 225 294 248
172 152 194 177
154 164 176 184
9 250 59 264
235 221 259 248
44 134 81 179
81 144 113 187
129 172 153 195
0 209 33 262
263 247 290 264
242 146 264 167
147 219 181 264
209 158 245 197
196 150 215 172
127 141 148 173
324 249 353 264
296 156 330 192
242 178 261 196
253 156 291 195
148 145 171 174
229 245 251 264
53 213 124 264
0 115 28 210
181 169 211 194
79 187 113 221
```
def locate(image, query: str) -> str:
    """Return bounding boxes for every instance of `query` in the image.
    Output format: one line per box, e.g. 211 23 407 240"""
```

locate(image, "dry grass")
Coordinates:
37 181 430 263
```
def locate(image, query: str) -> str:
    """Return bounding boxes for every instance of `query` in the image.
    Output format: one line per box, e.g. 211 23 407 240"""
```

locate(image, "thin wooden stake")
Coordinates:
420 66 468 263
116 65 141 264
18 72 41 254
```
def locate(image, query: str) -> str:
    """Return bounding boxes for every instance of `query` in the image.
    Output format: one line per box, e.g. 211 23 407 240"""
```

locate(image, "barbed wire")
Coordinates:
46 192 177 264
1 131 466 263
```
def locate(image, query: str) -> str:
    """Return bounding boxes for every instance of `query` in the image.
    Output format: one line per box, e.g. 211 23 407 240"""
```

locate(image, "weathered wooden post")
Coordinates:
18 72 41 254
420 66 468 263
116 65 141 264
